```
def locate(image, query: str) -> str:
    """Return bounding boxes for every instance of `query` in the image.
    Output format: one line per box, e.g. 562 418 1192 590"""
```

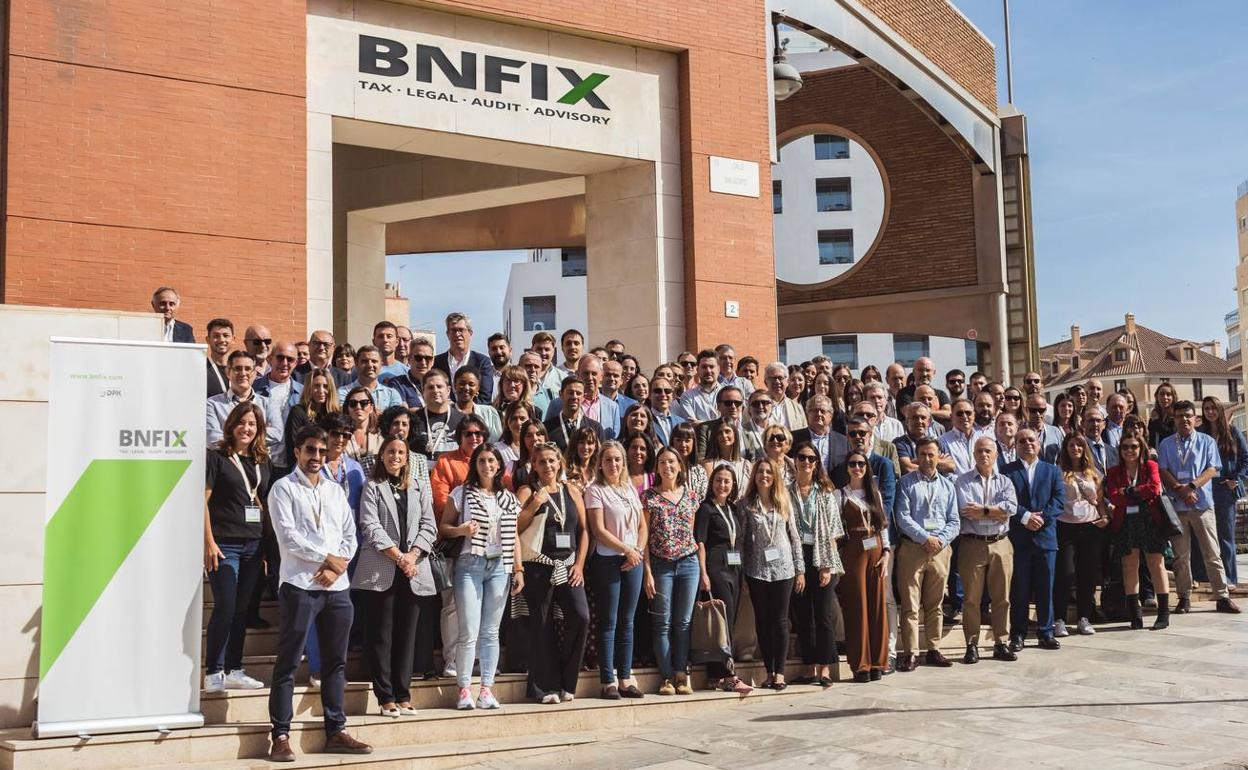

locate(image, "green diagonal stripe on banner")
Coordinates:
39 458 191 678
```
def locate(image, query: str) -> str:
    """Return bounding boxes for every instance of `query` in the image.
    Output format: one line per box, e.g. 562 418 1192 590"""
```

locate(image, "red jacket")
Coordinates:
1104 460 1162 533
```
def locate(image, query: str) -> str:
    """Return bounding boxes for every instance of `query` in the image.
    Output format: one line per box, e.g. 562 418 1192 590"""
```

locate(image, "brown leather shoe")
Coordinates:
324 731 373 755
268 735 295 763
1216 598 1242 614
925 650 953 667
895 653 917 672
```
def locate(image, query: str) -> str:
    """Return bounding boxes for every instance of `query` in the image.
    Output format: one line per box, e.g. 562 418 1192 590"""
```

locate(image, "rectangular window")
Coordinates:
1192 378 1203 400
815 177 852 211
821 335 859 370
1231 378 1240 403
964 339 980 368
522 295 557 331
893 334 930 369
560 247 587 278
1113 379 1127 393
1159 377 1169 384
1070 355 1080 370
1182 347 1195 362
778 340 787 363
773 180 783 214
814 134 850 160
1113 348 1128 363
817 229 854 265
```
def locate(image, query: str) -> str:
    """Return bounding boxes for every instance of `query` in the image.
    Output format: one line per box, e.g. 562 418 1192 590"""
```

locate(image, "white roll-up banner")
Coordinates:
35 338 206 738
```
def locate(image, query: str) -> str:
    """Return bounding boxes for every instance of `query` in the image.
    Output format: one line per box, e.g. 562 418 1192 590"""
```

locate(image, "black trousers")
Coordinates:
523 563 590 696
747 575 793 675
357 576 431 704
792 546 840 665
1055 522 1103 622
269 585 352 739
704 552 741 679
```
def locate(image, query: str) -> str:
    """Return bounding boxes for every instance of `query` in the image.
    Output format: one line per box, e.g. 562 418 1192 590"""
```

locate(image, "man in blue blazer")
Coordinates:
432 312 495 404
1002 427 1066 651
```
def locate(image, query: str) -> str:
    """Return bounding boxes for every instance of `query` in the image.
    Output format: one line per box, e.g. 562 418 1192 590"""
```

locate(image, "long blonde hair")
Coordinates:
743 457 792 520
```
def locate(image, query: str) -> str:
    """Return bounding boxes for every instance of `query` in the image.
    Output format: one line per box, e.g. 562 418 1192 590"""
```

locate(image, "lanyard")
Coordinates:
423 410 451 452
209 361 227 393
759 505 781 545
1177 436 1194 468
229 453 261 504
715 503 738 547
792 483 815 532
545 484 567 527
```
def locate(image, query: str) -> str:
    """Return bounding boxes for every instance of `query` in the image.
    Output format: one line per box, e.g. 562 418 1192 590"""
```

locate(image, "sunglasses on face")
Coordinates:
247 338 272 346
679 360 696 368
796 454 819 463
331 431 351 439
846 461 867 469
1120 444 1140 452
767 435 788 444
1024 378 1041 385
954 410 974 418
652 388 673 395
411 354 433 363
462 431 485 439
1027 407 1047 414
948 378 965 385
720 400 743 408
848 430 870 438
347 399 372 408
1005 394 1021 401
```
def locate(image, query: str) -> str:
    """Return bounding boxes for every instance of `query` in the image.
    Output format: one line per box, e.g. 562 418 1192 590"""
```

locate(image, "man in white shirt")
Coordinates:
673 349 723 422
151 286 194 342
715 343 754 395
764 361 806 431
265 426 370 761
863 382 904 442
206 350 281 451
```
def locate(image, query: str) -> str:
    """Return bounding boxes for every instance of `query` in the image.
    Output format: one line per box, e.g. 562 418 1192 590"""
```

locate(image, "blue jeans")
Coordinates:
591 554 644 683
1213 485 1239 586
649 553 700 680
205 539 263 674
453 554 512 688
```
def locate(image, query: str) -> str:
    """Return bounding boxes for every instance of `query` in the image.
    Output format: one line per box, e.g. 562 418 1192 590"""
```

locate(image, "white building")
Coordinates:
501 247 588 346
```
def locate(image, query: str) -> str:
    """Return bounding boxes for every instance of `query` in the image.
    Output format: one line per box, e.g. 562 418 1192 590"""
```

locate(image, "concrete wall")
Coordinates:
502 251 588 348
782 333 973 377
0 305 163 729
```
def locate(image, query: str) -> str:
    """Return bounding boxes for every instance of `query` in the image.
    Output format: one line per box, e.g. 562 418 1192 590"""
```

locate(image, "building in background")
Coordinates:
1039 313 1237 409
1233 179 1248 429
1227 307 1244 429
383 282 410 329
502 248 587 346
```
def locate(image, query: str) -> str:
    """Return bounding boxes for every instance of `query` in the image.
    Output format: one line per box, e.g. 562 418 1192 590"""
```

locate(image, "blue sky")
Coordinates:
390 0 1248 352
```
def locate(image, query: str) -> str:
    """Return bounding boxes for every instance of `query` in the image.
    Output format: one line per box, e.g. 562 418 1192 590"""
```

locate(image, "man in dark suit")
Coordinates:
830 416 898 518
693 385 746 462
542 376 604 452
433 312 495 404
790 394 850 475
152 286 195 342
1002 427 1066 651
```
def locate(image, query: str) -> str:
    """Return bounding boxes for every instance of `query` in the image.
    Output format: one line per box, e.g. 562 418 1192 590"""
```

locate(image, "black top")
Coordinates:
391 479 410 548
537 486 579 560
205 449 271 541
694 500 739 572
410 408 454 460
283 404 314 469
1148 416 1175 453
206 359 228 399
896 384 950 410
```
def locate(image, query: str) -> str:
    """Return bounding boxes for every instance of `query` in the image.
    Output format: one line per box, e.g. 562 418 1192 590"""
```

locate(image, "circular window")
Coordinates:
773 130 887 286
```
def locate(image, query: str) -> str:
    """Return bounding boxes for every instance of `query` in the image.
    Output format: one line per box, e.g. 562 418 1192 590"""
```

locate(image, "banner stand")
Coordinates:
35 338 206 739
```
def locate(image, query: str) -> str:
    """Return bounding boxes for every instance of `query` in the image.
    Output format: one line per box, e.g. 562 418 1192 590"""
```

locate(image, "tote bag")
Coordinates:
690 596 731 664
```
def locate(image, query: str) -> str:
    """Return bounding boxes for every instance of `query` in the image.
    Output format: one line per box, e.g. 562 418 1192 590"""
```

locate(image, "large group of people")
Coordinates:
165 284 1248 763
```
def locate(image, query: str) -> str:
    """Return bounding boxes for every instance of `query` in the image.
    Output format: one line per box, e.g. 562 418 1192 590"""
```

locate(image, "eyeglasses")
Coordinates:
652 388 674 395
796 454 819 463
411 354 433 363
720 400 743 408
347 399 372 408
954 410 974 418
310 339 333 348
1027 407 1047 414
274 355 297 363
846 461 868 469
767 435 789 444
246 338 272 346
848 430 870 438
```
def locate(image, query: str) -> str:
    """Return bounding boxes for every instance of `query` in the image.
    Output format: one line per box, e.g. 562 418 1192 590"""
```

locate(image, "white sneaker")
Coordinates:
442 665 457 678
224 669 265 690
477 687 501 710
397 704 418 716
203 672 225 693
456 687 475 710
1077 618 1096 635
1053 619 1069 638
308 675 321 691
560 690 575 703
540 692 561 705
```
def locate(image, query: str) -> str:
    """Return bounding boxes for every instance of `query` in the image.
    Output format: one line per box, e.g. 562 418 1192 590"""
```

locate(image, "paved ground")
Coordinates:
466 596 1248 770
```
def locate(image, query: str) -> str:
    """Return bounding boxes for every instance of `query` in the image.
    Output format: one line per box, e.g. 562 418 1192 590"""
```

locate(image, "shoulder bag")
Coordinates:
690 592 731 664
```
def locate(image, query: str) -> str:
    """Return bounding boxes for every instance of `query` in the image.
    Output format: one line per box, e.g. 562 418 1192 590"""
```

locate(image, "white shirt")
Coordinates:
206 389 282 451
1019 457 1040 527
267 468 357 591
673 384 722 422
162 319 175 342
446 350 470 381
874 416 904 443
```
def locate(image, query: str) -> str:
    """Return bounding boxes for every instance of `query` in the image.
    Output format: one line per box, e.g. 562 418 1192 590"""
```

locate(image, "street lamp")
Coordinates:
772 18 802 101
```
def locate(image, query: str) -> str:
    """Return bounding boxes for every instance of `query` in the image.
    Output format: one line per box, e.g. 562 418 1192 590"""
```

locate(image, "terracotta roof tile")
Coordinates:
1041 322 1233 388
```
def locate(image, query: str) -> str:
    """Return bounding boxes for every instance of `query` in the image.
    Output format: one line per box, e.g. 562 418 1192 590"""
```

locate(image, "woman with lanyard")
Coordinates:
352 436 438 718
203 401 272 692
702 421 750 489
453 367 503 442
835 450 890 683
585 441 649 699
669 423 708 501
1053 433 1109 638
494 402 535 477
622 403 656 444
511 421 550 492
788 441 845 687
760 424 795 487
442 444 525 710
738 457 803 690
516 444 590 704
564 425 600 492
641 446 701 696
695 466 752 695
625 431 656 496
1106 434 1173 630
284 367 339 469
343 385 382 469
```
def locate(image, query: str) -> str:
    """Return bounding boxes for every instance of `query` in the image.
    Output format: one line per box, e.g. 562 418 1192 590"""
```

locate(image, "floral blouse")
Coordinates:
642 486 700 561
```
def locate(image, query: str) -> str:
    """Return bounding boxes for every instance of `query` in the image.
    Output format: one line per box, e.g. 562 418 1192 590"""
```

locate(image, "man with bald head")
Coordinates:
913 385 945 436
954 436 1018 663
884 362 907 418
244 324 274 377
895 357 951 423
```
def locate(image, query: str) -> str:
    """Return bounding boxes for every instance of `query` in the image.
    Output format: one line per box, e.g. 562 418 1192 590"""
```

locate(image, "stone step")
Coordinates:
0 675 810 770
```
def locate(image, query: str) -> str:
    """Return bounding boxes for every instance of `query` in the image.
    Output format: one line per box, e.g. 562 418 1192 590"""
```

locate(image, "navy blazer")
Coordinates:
171 319 195 343
543 414 605 452
432 350 496 404
1002 458 1066 552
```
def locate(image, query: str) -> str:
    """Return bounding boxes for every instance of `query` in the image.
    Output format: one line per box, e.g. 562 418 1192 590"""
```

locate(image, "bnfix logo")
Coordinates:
119 430 187 448
359 35 611 110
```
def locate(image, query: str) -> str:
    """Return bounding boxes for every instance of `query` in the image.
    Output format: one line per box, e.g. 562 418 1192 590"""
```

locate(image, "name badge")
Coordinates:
1125 505 1140 515
555 532 573 550
801 532 815 546
622 532 638 549
764 547 781 563
726 551 742 566
485 543 503 559
923 518 942 532
862 536 880 551
244 505 262 524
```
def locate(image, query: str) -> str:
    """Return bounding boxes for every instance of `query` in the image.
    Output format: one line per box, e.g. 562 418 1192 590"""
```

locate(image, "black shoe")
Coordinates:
868 669 882 681
421 670 438 681
853 670 871 683
963 643 979 665
1127 593 1144 630
1216 598 1242 614
925 650 953 668
1008 638 1024 653
1175 595 1191 614
1152 594 1171 630
1037 636 1061 650
992 643 1018 662
818 675 834 687
896 653 917 672
247 615 271 630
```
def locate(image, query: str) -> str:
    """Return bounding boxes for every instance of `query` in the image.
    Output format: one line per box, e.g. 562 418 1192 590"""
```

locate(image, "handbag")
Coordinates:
519 510 548 562
1155 494 1184 539
689 594 731 664
427 542 454 593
